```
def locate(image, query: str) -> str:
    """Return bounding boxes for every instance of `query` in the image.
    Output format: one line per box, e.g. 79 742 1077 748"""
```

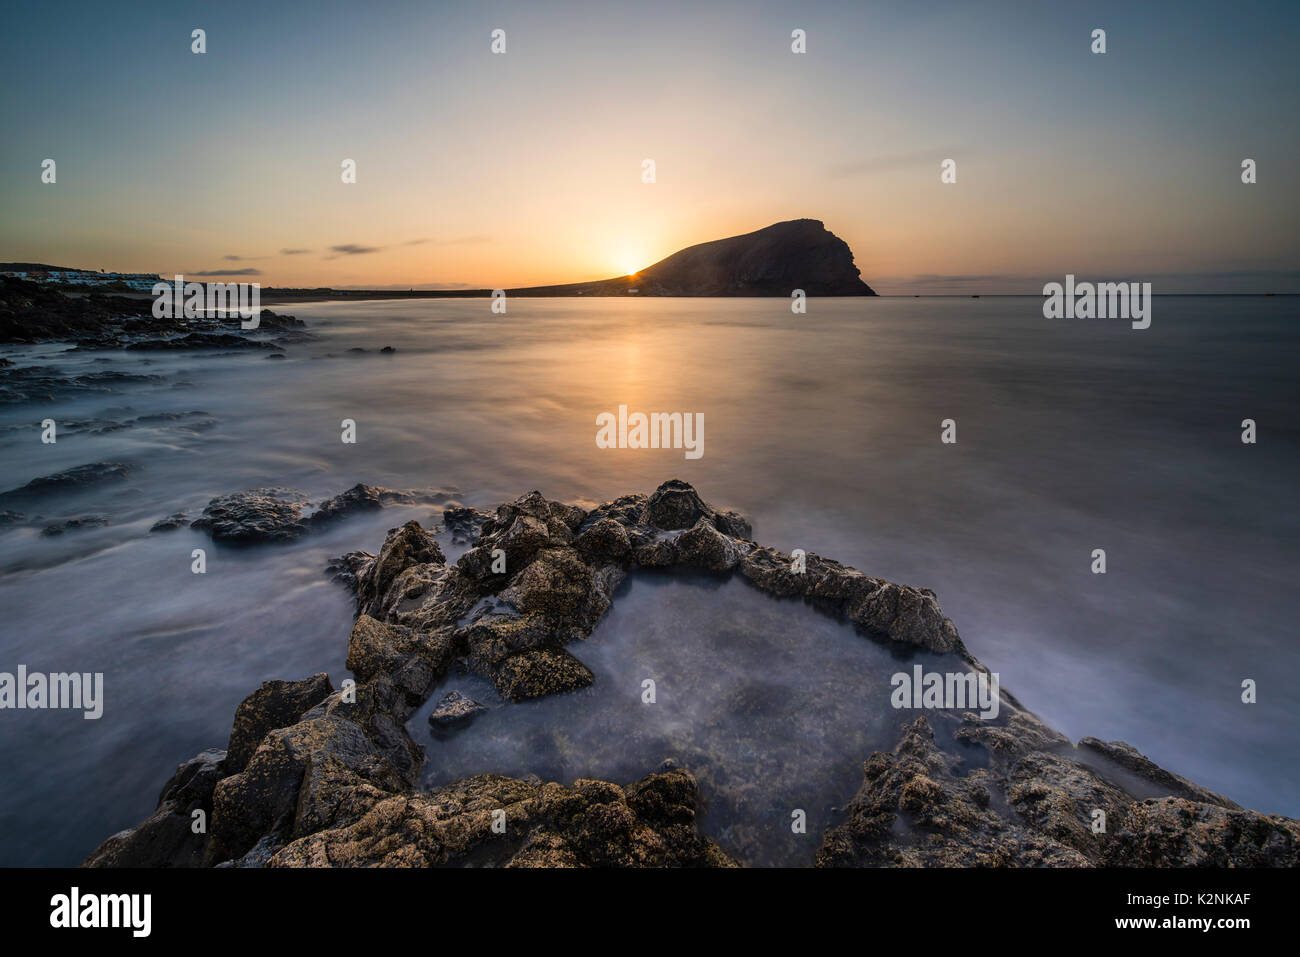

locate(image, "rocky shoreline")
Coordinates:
0 276 307 350
84 481 1300 867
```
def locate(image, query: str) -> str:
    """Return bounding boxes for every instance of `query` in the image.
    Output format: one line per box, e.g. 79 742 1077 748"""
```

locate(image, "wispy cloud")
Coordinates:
280 248 312 255
191 267 262 277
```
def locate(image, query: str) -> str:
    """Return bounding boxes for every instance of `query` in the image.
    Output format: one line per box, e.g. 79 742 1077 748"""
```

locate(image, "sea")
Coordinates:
0 295 1296 865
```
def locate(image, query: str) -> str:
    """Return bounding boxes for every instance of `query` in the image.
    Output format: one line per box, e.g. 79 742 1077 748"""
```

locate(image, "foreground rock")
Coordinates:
86 480 1300 868
816 715 1299 867
267 769 734 867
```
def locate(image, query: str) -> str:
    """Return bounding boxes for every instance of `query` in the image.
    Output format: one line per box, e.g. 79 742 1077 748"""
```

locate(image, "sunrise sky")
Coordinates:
1 0 1297 293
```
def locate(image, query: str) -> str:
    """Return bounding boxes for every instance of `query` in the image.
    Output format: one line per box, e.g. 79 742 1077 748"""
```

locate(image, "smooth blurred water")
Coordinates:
411 571 966 867
0 296 1296 865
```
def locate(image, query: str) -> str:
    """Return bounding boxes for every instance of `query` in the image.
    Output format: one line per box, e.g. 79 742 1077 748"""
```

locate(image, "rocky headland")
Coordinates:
82 480 1299 868
505 220 876 297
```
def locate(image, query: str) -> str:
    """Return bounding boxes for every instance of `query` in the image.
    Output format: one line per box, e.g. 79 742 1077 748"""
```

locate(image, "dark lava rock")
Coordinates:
816 714 1300 868
87 479 1299 870
310 483 387 523
427 690 488 736
0 277 305 346
0 277 154 343
325 550 375 592
354 521 447 618
83 749 226 868
380 346 396 354
249 309 305 331
150 512 189 532
0 365 164 404
0 462 130 505
41 516 109 536
208 714 399 863
641 477 752 537
443 504 491 545
224 674 335 775
190 488 311 543
191 482 459 545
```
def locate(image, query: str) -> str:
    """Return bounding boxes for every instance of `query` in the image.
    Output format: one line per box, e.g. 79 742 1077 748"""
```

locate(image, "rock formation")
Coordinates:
0 276 304 346
84 481 1299 868
507 220 876 297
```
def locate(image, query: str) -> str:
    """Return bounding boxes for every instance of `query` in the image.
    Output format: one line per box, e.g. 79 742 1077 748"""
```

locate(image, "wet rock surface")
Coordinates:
190 483 457 544
325 550 375 592
224 675 335 774
427 691 487 737
41 515 110 536
0 366 165 405
84 480 1300 868
150 512 190 533
0 462 130 506
816 714 1300 867
190 488 313 543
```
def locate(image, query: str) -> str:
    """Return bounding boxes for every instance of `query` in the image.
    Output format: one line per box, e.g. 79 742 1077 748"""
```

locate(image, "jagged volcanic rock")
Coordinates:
85 480 1300 869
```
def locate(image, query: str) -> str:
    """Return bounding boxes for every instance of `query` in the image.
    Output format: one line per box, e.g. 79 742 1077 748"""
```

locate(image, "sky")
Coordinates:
1 0 1297 293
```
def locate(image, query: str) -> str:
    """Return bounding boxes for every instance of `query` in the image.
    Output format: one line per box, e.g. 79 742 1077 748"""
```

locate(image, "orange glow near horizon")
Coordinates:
3 5 1296 296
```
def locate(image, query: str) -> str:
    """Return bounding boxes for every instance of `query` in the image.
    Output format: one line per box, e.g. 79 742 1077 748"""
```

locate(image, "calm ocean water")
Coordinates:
0 296 1296 865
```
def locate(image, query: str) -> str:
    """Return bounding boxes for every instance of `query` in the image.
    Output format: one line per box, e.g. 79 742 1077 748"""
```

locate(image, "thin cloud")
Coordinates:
280 248 312 255
191 267 262 277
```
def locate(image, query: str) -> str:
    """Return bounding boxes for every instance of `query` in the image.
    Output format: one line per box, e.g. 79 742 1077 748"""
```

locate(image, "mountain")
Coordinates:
4 221 877 303
508 219 876 297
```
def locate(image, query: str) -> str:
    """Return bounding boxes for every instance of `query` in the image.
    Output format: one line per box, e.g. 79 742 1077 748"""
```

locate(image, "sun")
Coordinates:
616 249 644 277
